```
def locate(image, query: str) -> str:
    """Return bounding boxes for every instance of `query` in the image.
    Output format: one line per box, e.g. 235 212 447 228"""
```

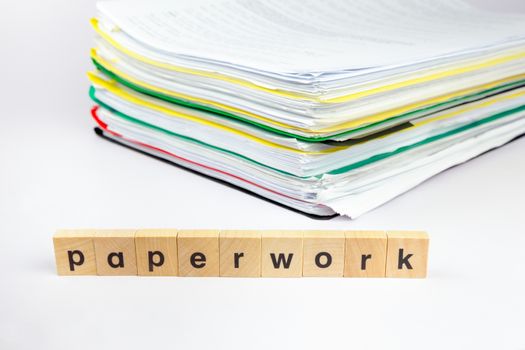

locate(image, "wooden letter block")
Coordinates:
344 231 387 277
386 231 429 278
303 231 345 277
53 230 97 275
178 230 219 277
94 230 137 276
135 229 178 276
261 231 303 277
220 230 261 277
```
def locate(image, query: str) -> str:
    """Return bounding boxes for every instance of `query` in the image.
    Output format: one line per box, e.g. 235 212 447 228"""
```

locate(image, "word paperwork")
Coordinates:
53 229 429 278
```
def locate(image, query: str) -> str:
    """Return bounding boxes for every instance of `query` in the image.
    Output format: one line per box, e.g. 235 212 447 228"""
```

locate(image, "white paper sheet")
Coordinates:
97 0 525 73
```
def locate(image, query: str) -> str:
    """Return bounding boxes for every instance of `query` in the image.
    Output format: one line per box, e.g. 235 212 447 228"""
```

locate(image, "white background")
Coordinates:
1 0 525 349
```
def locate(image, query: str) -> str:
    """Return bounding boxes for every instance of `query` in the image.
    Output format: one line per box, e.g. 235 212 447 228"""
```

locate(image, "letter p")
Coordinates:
148 251 165 272
67 250 85 271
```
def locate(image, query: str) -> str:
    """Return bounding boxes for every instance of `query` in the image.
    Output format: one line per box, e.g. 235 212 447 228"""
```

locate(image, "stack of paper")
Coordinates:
88 0 525 218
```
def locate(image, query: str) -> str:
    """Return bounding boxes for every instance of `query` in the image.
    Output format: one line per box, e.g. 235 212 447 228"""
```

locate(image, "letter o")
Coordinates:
315 252 332 268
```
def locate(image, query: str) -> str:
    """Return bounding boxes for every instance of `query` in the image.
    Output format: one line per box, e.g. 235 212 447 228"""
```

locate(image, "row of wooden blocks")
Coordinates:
53 229 429 278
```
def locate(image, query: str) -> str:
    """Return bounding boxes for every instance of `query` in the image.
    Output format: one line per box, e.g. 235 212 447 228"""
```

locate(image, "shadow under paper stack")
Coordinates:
88 0 525 218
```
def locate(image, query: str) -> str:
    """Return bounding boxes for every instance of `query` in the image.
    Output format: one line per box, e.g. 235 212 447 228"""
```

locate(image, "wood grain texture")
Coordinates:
135 229 178 276
303 231 345 277
344 231 387 277
261 231 303 277
53 230 97 275
93 229 137 276
219 230 261 277
177 230 219 277
386 231 429 278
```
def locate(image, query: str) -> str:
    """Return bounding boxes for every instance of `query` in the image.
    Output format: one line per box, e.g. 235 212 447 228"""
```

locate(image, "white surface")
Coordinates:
1 1 525 349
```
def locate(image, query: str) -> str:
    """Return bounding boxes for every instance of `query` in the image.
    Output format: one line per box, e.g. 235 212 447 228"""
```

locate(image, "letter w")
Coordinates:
270 253 293 269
